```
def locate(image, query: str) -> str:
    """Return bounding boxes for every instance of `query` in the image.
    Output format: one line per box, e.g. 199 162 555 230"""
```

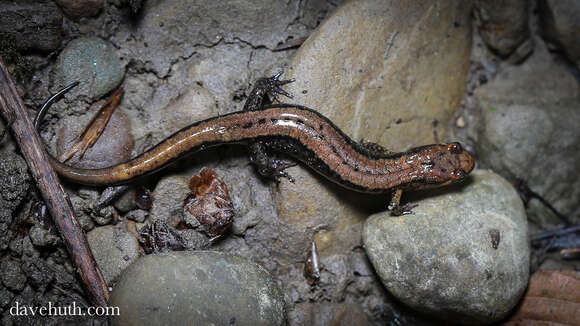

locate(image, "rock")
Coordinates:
109 251 285 326
116 0 310 76
0 0 63 52
56 105 134 169
125 209 148 223
0 152 30 214
0 258 27 292
149 175 190 225
539 0 580 68
363 170 529 324
0 152 30 250
87 224 141 285
21 256 54 291
0 284 14 309
155 86 217 135
55 0 103 21
289 303 377 326
475 45 580 225
276 0 472 259
29 225 61 247
474 0 532 58
53 37 125 100
113 187 137 213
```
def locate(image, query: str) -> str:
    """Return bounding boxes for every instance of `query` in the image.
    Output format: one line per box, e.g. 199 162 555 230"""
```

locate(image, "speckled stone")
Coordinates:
53 37 124 100
109 251 286 326
363 170 529 324
87 224 141 285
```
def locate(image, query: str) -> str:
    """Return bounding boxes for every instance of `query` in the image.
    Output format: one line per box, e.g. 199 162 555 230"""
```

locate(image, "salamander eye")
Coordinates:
448 143 462 154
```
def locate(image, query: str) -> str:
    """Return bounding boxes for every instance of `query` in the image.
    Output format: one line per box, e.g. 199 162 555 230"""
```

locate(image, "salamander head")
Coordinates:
427 142 475 186
402 142 475 189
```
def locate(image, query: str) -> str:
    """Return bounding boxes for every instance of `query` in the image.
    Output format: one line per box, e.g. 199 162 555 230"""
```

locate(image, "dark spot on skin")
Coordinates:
319 125 323 130
258 118 266 124
270 118 277 123
242 122 253 128
302 90 308 94
441 168 447 173
342 161 347 165
395 119 402 124
354 167 359 172
297 119 304 124
432 119 439 127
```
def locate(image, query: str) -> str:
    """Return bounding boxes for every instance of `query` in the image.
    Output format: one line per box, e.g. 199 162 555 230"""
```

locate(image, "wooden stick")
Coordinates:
0 57 109 307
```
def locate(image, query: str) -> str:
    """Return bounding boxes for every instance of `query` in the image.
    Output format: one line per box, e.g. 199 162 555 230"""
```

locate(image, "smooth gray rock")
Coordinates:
475 45 580 225
363 170 529 324
149 175 190 225
87 224 141 285
54 37 124 100
539 0 580 68
109 251 285 326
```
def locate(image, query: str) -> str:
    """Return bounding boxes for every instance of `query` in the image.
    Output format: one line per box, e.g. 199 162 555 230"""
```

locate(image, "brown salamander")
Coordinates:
37 75 475 213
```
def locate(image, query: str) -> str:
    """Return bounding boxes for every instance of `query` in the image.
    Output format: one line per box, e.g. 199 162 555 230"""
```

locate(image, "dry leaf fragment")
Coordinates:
184 168 234 239
504 270 580 325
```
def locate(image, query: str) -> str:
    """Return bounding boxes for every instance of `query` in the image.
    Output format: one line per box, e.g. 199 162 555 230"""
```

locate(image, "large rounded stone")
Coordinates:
363 170 529 324
54 37 124 100
475 45 580 225
109 251 285 326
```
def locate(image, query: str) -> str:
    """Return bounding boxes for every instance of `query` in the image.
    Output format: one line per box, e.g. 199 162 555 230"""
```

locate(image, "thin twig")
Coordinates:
0 57 109 307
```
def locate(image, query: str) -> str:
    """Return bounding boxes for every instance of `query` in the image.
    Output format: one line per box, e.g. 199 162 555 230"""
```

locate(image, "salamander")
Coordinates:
36 74 475 213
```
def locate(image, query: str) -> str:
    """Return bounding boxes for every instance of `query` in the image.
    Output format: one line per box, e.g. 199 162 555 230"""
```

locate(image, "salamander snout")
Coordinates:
446 142 475 179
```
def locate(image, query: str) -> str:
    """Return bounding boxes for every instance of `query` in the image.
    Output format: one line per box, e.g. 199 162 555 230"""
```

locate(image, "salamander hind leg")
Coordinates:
243 71 295 111
249 141 297 183
388 188 418 216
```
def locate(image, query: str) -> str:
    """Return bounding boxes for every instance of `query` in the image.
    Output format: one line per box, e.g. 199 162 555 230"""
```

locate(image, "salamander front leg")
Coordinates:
249 142 297 183
243 71 294 111
388 188 417 216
